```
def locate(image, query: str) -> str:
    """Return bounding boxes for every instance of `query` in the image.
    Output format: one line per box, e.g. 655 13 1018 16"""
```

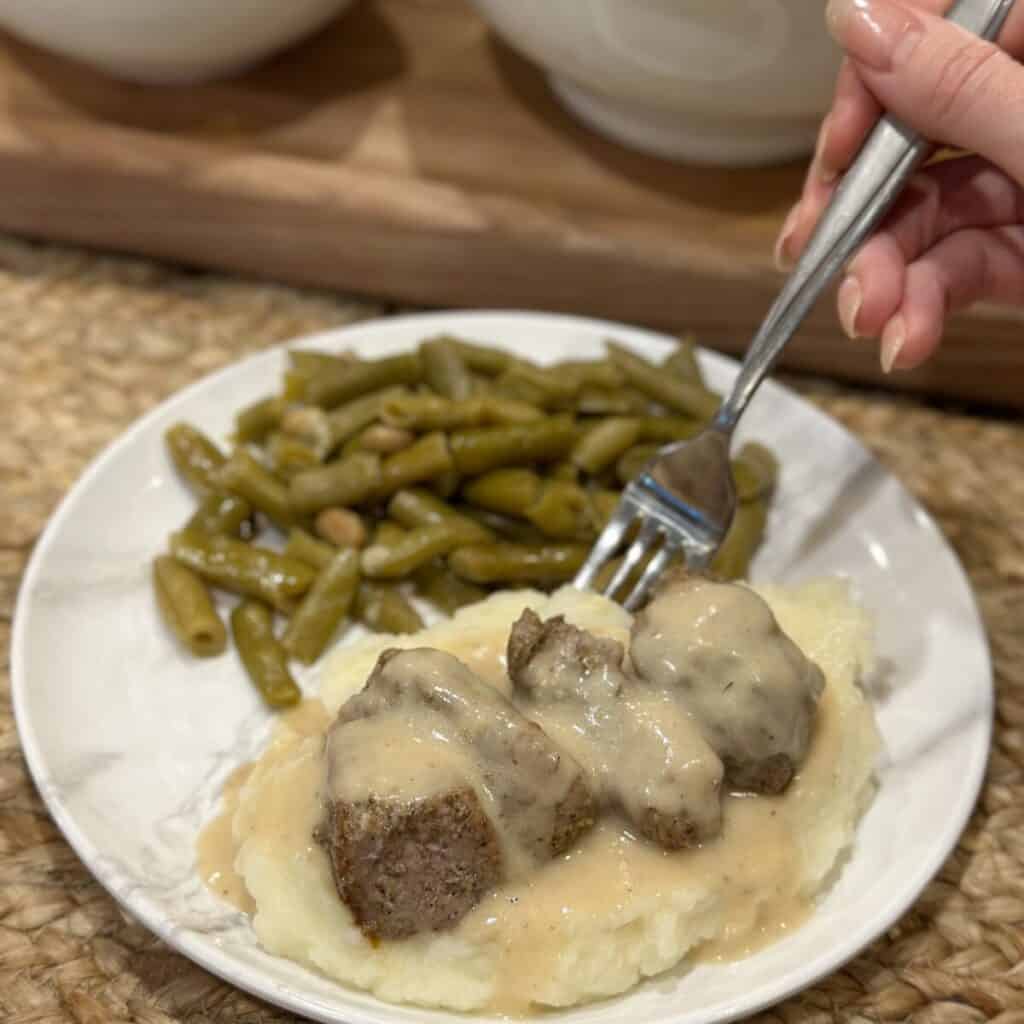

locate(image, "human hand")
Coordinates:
774 0 1024 372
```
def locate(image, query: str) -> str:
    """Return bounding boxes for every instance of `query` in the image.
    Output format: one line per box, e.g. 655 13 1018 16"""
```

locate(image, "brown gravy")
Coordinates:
195 589 857 1016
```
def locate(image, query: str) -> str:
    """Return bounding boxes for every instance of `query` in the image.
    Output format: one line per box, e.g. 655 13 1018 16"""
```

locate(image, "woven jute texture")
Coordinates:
1 235 1022 1024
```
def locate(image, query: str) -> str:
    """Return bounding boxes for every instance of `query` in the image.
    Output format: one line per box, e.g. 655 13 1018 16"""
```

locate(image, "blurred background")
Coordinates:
0 0 1019 407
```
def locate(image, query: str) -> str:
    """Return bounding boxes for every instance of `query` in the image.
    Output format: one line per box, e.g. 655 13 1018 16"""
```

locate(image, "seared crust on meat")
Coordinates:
319 788 501 941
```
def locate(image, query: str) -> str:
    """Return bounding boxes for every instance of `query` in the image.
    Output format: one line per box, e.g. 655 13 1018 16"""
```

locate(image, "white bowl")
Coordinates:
471 0 841 166
0 0 355 84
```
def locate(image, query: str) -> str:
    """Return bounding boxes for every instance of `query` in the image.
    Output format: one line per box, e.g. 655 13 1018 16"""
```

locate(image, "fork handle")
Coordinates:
714 0 1017 432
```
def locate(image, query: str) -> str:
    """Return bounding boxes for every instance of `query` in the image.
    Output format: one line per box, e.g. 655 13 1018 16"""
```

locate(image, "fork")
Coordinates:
575 0 1017 612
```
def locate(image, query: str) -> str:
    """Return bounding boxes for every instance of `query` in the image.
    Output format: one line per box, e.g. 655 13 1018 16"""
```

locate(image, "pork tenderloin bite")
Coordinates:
631 573 825 794
319 647 596 939
507 609 724 849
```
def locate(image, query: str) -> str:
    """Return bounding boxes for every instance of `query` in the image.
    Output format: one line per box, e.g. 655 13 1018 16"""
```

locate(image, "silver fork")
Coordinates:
575 0 1016 612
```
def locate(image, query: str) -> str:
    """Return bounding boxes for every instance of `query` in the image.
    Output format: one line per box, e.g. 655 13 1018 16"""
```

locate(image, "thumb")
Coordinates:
826 0 1024 184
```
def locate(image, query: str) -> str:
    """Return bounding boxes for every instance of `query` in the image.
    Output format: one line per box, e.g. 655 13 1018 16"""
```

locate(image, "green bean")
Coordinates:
462 469 542 518
496 363 577 409
388 489 493 540
448 542 588 586
266 433 321 480
421 337 474 400
231 601 301 708
306 353 420 409
185 492 252 537
282 549 360 663
322 387 407 454
216 449 293 528
235 396 284 444
354 583 424 634
288 349 357 375
575 389 649 416
455 505 549 545
637 417 703 443
732 442 779 503
283 527 336 570
525 480 593 540
380 394 487 432
450 416 576 476
477 396 543 424
414 562 487 614
616 444 659 485
282 371 310 403
606 342 719 420
152 555 227 657
560 359 625 389
372 520 407 548
315 507 368 548
551 462 579 482
572 417 641 475
362 521 487 579
430 468 462 500
662 335 707 386
290 451 381 513
165 423 226 493
169 530 315 612
711 498 767 580
280 406 330 452
445 337 515 375
376 432 454 498
587 490 622 530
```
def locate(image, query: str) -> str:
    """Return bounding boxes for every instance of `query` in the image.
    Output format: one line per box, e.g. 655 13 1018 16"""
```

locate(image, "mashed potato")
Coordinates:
221 581 879 1013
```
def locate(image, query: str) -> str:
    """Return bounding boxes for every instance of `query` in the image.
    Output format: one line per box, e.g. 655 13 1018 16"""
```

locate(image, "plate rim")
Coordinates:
10 308 994 1024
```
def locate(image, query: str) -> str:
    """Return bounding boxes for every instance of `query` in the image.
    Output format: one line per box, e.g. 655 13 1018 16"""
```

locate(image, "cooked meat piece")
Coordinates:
320 788 501 941
631 574 825 794
320 647 597 939
507 610 723 849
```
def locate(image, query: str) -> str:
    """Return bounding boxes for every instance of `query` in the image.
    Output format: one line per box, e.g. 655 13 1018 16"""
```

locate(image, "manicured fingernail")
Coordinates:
815 115 838 184
774 204 801 271
837 277 862 339
880 315 905 372
825 0 923 71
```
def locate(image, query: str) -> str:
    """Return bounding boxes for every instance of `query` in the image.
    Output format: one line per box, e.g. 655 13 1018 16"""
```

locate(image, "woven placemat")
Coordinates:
1 235 1022 1024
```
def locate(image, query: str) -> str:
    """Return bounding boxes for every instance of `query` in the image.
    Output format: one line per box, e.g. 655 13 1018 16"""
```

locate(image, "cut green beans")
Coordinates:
185 493 252 537
231 601 301 708
462 469 542 518
306 353 420 409
607 342 719 421
362 521 486 579
421 337 474 400
572 417 641 475
711 498 767 580
450 416 575 476
448 542 588 585
282 549 359 663
354 583 424 634
414 562 487 614
217 449 293 528
235 396 284 444
283 527 336 570
158 332 778 705
153 556 227 657
169 530 315 613
290 451 381 513
165 423 226 493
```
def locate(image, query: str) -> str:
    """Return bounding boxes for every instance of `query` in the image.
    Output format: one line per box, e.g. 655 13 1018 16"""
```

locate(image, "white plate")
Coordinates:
12 312 991 1024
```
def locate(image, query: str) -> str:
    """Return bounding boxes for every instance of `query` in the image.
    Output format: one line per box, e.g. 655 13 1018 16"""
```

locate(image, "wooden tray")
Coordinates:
0 0 1019 406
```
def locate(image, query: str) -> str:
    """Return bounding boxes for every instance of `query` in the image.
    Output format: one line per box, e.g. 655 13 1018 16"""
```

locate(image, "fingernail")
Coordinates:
837 277 862 339
880 315 905 372
825 0 923 71
774 203 801 271
815 115 838 184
